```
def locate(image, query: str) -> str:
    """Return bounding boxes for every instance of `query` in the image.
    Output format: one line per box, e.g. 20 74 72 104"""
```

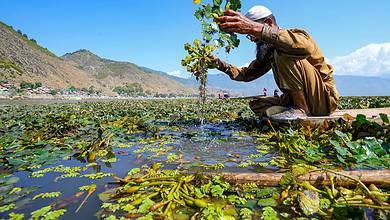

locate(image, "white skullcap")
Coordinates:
245 5 272 21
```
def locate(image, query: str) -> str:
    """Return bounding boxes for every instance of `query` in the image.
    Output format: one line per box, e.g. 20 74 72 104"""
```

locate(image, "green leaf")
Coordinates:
138 198 155 213
7 158 25 166
44 209 66 220
79 184 96 191
194 8 203 20
203 4 212 18
138 214 154 220
32 192 61 200
319 198 331 210
239 208 253 220
9 212 24 220
104 215 118 220
30 205 52 219
279 172 296 186
213 0 223 7
210 185 225 198
257 197 277 207
212 5 222 15
98 189 115 202
9 187 22 194
291 164 317 176
334 130 349 142
346 141 359 152
364 138 386 156
256 187 277 197
356 114 368 123
379 113 389 124
330 140 349 157
229 0 241 11
0 203 15 213
262 207 279 220
227 195 246 205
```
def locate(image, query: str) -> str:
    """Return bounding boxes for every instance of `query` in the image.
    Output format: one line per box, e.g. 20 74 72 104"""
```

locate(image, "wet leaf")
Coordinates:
256 187 277 197
298 190 320 216
257 197 277 207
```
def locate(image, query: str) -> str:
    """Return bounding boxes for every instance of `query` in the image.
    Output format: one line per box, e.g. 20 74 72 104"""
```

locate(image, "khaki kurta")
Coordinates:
216 24 340 116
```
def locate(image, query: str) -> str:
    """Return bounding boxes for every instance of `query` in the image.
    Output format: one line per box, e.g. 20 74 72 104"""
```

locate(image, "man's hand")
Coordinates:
192 54 219 79
215 10 263 37
207 54 220 69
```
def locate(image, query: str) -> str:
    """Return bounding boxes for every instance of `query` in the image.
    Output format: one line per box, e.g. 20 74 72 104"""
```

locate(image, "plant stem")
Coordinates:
76 188 96 213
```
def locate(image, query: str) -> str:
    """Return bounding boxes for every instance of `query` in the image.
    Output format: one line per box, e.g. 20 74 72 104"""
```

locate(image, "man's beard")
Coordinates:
256 42 274 61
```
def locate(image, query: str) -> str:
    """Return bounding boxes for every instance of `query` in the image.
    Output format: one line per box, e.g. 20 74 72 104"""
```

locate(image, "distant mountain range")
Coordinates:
0 20 389 97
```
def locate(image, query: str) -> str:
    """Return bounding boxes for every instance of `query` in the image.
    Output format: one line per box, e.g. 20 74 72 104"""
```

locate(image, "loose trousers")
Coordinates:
249 53 339 117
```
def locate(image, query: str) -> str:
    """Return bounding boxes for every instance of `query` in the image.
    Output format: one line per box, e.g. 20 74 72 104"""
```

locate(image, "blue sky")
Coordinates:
1 0 390 77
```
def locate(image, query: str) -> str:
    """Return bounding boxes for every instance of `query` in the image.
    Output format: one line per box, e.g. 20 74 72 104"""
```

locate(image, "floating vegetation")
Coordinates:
0 98 389 219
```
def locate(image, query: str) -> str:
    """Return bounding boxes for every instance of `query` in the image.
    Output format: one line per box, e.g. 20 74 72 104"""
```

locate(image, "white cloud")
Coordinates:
167 70 191 79
329 42 390 76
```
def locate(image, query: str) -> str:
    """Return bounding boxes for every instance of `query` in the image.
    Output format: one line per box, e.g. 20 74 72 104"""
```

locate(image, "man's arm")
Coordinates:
215 57 272 82
261 25 315 59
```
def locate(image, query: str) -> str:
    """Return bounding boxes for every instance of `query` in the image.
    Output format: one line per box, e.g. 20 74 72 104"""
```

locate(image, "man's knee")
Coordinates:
249 97 281 116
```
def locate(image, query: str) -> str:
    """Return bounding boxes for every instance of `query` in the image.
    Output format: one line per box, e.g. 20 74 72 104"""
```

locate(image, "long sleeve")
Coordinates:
216 58 272 82
261 24 316 59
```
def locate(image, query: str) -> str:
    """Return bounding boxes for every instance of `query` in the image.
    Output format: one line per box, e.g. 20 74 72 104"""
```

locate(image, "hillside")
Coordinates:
62 50 195 95
0 21 106 92
0 21 195 95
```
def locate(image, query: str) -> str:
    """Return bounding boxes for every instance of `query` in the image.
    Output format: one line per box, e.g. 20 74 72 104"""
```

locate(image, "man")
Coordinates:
212 6 339 121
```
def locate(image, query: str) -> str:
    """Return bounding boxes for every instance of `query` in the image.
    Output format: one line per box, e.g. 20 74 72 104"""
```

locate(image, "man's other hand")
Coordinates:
215 10 263 36
206 54 221 70
193 54 219 79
